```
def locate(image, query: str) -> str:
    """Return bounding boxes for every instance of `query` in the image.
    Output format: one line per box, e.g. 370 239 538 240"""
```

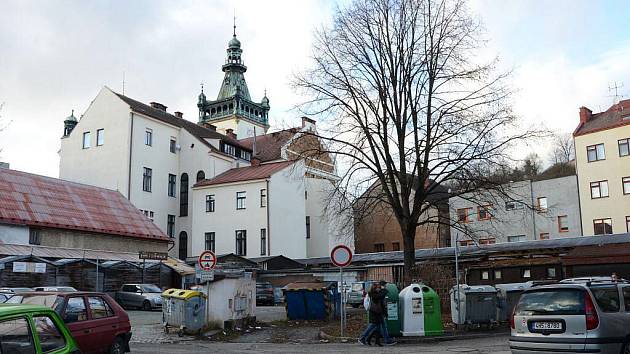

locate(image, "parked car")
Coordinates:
33 286 77 292
347 281 377 308
256 282 274 306
6 291 132 354
0 303 81 354
0 287 33 293
510 276 630 354
115 283 163 310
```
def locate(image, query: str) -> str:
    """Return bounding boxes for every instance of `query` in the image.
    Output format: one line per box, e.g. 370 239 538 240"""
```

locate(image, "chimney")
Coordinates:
251 157 261 166
302 116 316 128
198 122 217 131
174 111 183 118
150 102 167 111
579 106 592 124
225 128 237 139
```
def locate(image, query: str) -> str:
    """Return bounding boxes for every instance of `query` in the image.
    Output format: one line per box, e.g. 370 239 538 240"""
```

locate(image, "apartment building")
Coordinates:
574 100 630 235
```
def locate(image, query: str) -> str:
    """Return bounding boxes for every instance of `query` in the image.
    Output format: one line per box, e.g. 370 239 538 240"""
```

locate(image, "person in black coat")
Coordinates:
358 282 395 346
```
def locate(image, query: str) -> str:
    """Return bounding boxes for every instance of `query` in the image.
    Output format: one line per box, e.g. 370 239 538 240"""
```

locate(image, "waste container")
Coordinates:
496 282 531 322
162 288 206 336
384 283 401 337
450 284 498 326
399 283 444 336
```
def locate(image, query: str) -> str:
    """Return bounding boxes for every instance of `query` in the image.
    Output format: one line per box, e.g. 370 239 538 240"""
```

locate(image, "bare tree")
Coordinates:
549 132 575 165
294 0 541 282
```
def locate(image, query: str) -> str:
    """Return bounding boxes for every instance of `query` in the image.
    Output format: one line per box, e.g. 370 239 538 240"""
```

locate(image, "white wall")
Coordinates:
0 224 29 245
59 87 131 196
205 277 256 329
212 118 267 139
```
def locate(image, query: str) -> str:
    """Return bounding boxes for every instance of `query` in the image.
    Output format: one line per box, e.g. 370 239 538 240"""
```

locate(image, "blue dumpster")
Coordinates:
285 282 338 321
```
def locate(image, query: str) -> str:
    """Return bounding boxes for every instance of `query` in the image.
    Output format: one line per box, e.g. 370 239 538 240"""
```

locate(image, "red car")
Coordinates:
7 291 132 354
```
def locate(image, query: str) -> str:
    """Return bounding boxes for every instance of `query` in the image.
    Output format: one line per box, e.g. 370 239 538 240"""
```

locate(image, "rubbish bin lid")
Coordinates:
161 288 205 300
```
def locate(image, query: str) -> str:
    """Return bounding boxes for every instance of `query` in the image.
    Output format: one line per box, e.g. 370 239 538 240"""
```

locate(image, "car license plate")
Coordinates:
533 322 562 330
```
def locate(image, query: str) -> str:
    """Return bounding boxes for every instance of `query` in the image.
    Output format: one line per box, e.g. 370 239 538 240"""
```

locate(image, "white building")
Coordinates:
58 32 353 260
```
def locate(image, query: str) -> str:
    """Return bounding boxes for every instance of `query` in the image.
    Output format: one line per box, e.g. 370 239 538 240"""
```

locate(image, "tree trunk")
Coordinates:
401 221 417 286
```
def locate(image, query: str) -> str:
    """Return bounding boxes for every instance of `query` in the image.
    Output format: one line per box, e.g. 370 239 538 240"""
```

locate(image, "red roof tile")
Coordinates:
574 99 630 136
0 168 168 242
193 161 295 187
238 128 299 162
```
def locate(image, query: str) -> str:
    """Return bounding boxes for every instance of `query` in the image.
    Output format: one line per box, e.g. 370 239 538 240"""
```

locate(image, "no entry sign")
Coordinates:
198 250 217 270
330 245 353 267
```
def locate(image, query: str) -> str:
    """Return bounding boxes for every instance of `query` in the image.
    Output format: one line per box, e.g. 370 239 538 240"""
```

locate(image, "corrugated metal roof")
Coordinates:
0 168 168 241
194 161 294 187
299 233 630 266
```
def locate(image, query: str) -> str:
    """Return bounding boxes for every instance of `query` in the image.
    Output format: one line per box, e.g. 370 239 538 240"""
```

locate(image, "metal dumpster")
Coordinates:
496 282 531 322
450 284 498 327
162 288 206 336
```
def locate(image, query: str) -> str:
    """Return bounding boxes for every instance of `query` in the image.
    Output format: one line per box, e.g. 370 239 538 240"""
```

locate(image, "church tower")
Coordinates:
197 27 270 138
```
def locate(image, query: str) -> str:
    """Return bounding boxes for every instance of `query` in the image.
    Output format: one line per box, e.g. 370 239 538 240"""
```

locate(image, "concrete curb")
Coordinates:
318 329 509 344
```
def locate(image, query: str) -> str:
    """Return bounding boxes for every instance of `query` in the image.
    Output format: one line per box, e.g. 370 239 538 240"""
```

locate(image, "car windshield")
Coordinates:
351 283 363 292
141 285 161 293
516 289 585 316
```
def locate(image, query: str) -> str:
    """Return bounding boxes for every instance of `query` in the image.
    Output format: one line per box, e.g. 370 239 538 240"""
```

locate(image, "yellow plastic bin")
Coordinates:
162 289 207 336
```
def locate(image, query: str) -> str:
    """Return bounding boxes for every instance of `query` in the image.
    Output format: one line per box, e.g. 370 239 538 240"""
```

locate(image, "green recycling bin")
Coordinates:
366 283 401 337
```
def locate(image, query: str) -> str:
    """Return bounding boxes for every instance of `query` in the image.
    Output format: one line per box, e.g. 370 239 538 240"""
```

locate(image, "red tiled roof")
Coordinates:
0 168 168 242
238 128 299 162
574 99 630 136
193 161 294 187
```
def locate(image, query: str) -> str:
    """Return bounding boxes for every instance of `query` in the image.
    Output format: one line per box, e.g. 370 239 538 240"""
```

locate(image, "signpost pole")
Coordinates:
340 266 344 337
330 245 352 339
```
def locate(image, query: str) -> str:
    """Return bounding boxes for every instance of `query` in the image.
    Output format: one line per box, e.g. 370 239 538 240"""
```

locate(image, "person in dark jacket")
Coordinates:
358 282 394 346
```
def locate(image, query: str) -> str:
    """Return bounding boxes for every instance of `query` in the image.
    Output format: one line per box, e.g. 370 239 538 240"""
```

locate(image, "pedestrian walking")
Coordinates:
358 282 395 346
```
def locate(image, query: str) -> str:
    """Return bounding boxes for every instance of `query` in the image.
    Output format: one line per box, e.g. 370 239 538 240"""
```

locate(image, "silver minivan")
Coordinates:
510 277 630 354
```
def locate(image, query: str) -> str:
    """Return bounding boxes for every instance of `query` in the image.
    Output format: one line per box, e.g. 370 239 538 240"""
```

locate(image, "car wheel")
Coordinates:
109 337 124 354
142 300 152 311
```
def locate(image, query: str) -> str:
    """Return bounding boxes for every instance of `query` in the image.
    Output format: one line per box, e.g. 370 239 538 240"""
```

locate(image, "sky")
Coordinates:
0 0 629 177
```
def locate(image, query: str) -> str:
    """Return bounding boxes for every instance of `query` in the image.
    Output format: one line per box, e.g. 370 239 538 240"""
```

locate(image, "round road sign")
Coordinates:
198 250 217 270
330 245 353 267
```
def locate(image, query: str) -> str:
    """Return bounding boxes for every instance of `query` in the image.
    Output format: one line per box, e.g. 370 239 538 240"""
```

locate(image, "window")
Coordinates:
522 269 531 278
558 215 569 232
627 216 630 233
305 190 308 200
260 189 267 207
515 290 584 316
619 138 630 157
0 317 35 353
590 180 609 199
374 243 385 252
236 191 246 210
235 230 247 256
623 287 630 311
205 195 215 212
593 218 613 235
547 267 557 278
82 131 91 149
494 270 502 279
305 216 311 239
224 144 235 156
168 174 176 197
536 197 548 212
260 229 267 256
167 215 175 238
539 232 550 240
505 200 523 211
140 209 154 221
196 170 205 182
142 167 152 192
481 270 490 280
64 297 88 323
508 235 527 242
145 128 153 146
459 240 474 246
456 208 472 223
479 238 496 245
88 297 113 319
96 129 104 146
170 139 176 153
205 232 215 252
586 143 605 162
180 173 188 216
590 285 620 312
29 229 40 245
623 177 630 195
178 231 188 260
392 242 400 251
477 205 492 221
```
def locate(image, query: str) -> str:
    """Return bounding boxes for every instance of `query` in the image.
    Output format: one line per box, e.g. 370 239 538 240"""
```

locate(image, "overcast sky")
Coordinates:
1 0 629 177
